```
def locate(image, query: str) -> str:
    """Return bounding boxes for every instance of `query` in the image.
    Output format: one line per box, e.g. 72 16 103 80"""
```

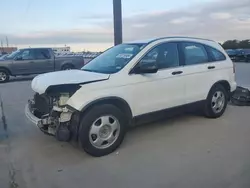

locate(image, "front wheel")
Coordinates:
78 104 127 157
204 84 228 118
0 69 10 83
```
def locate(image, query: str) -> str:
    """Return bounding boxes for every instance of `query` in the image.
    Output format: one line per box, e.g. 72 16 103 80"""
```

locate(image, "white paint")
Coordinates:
31 70 109 94
30 37 237 117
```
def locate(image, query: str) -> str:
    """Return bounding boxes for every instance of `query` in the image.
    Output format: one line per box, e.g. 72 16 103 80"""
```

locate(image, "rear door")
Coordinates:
32 49 54 73
180 42 228 103
179 42 211 103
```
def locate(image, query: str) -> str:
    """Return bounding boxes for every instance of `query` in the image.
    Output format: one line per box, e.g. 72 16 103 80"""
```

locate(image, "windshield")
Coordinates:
81 43 145 74
0 54 8 60
5 50 21 60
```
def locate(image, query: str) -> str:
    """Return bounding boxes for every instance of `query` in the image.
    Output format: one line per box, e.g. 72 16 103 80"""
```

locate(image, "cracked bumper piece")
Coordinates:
25 100 75 136
25 100 54 135
25 100 42 128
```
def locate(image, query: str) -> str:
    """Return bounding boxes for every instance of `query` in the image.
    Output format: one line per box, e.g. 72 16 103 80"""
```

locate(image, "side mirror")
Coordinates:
134 60 158 74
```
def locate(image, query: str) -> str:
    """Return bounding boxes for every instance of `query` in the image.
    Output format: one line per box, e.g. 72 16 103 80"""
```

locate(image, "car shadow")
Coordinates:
9 76 35 83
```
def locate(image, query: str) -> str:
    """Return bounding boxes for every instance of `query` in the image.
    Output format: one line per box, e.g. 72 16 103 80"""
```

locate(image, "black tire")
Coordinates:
0 69 10 83
78 104 127 157
62 64 74 70
204 84 228 118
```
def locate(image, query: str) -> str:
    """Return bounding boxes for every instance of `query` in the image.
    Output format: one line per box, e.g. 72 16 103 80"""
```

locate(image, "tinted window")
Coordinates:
34 49 51 59
140 43 179 69
207 47 226 61
182 42 208 65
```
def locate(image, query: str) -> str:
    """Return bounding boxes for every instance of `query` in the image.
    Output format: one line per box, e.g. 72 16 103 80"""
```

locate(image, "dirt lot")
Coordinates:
0 63 250 188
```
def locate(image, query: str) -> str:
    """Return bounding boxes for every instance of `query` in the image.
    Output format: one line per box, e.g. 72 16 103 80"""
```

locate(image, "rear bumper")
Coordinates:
231 81 237 92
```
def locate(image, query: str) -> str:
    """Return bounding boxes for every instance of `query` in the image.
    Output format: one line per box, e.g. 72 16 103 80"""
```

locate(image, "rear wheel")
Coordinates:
204 84 228 118
62 64 74 70
78 104 127 157
0 69 9 83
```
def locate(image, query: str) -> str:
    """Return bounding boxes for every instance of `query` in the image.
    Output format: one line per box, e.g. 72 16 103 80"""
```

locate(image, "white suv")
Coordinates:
26 37 237 156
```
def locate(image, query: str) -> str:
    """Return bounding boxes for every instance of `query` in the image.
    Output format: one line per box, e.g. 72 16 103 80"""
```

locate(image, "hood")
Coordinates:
31 70 110 94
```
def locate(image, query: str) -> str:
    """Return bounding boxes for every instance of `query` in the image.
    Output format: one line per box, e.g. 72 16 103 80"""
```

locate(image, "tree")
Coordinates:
222 39 250 49
238 40 250 49
222 40 239 49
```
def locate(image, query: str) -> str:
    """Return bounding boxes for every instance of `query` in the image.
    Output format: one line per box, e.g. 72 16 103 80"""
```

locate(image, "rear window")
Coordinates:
207 46 226 61
34 49 51 59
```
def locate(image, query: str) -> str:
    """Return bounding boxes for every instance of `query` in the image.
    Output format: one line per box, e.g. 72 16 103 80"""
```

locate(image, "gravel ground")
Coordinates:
0 63 250 188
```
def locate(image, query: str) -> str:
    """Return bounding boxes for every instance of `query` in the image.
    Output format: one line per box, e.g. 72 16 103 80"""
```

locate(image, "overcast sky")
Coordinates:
0 0 249 51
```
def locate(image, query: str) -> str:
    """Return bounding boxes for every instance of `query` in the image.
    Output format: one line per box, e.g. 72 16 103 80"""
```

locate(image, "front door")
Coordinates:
12 49 36 75
127 42 186 116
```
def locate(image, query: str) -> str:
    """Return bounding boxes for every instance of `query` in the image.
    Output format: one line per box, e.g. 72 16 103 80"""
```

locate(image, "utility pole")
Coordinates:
5 36 9 47
113 0 123 45
1 40 3 54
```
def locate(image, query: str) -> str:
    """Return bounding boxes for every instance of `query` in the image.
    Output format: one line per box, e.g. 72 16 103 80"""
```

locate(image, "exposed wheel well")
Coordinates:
81 97 133 123
0 67 12 76
211 80 231 99
216 80 230 92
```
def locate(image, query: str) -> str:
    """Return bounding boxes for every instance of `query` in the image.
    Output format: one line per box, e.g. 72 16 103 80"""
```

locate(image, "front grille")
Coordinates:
34 93 51 116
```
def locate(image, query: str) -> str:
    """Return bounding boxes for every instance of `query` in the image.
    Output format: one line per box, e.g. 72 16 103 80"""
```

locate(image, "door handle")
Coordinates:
29 61 35 63
172 71 183 75
208 66 215 69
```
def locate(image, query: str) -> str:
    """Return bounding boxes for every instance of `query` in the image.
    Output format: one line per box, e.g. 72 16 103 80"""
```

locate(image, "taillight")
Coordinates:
233 63 235 73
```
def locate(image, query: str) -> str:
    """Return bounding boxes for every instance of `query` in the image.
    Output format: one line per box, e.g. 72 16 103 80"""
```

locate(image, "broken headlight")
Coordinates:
58 93 70 106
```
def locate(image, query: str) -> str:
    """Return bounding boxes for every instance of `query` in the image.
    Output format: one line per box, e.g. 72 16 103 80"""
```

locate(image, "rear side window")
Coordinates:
207 46 226 61
181 42 208 65
34 49 51 59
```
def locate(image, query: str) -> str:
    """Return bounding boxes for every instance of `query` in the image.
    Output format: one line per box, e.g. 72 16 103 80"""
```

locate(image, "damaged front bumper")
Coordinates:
25 100 43 129
25 100 75 137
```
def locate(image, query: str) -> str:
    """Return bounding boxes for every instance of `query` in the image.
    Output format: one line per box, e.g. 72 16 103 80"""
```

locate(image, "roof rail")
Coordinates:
149 36 215 44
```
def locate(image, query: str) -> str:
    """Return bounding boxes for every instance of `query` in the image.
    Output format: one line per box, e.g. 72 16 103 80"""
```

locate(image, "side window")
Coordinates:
34 49 51 59
182 42 208 65
140 43 179 69
207 46 226 61
19 49 35 60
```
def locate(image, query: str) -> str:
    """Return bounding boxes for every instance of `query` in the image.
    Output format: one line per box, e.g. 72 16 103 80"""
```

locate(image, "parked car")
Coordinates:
0 54 9 61
0 48 85 83
226 49 237 61
25 37 237 157
226 49 250 62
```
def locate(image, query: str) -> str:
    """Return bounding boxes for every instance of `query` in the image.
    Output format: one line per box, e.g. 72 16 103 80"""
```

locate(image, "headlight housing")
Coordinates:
58 93 70 106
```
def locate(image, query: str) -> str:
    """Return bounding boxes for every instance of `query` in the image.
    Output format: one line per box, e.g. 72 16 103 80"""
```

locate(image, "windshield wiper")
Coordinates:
82 69 98 73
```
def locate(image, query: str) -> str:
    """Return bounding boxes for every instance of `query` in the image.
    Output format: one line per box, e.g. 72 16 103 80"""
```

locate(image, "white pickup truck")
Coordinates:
26 37 237 157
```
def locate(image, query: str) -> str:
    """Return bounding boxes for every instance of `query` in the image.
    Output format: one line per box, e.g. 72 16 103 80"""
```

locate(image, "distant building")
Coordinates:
0 47 17 54
52 47 70 54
